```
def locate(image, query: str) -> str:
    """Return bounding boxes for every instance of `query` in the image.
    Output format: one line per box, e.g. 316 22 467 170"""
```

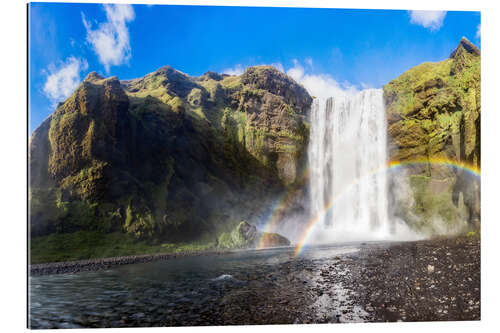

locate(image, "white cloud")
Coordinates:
82 4 135 72
223 64 245 76
305 57 313 67
286 60 358 99
409 10 447 31
43 56 88 104
476 24 481 39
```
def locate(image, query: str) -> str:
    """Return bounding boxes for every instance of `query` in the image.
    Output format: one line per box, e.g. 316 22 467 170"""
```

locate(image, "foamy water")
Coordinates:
307 89 418 244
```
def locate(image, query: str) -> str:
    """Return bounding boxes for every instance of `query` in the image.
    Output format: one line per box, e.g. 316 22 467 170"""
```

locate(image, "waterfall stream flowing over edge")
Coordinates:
307 89 415 243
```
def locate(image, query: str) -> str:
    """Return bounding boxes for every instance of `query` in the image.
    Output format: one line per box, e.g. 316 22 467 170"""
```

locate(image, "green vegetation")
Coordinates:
30 231 216 264
466 230 478 238
384 38 480 163
217 221 290 249
217 221 257 249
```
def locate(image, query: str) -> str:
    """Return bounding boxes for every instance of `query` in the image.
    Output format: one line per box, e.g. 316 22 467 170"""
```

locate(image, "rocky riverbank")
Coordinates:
316 234 481 322
30 250 232 276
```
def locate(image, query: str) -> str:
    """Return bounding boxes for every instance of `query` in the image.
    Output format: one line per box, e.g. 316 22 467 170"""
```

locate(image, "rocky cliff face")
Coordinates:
29 66 312 242
384 37 480 233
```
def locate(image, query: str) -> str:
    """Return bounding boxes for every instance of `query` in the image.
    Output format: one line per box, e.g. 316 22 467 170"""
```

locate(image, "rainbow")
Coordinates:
293 200 334 256
387 157 481 177
293 157 480 257
256 168 310 249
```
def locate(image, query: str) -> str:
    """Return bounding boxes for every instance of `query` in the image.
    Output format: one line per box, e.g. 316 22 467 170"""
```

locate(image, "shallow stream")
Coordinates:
30 242 375 328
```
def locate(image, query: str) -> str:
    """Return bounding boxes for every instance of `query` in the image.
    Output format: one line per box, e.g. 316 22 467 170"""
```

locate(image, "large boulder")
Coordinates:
217 221 290 249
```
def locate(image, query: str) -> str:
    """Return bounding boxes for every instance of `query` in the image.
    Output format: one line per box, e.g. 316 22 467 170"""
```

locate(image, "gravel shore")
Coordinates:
318 235 481 322
30 250 232 276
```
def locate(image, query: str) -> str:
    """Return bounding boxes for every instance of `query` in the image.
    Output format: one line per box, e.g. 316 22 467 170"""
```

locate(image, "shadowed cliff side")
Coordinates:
29 65 311 254
384 37 480 234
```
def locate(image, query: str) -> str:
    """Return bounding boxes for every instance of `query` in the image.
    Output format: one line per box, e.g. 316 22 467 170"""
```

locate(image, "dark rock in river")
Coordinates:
258 231 291 248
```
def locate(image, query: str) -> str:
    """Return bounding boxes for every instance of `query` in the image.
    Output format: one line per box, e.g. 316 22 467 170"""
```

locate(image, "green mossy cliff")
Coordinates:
29 66 311 246
384 37 480 233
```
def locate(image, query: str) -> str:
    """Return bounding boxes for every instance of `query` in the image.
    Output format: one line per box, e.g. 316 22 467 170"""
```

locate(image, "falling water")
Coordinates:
308 89 394 243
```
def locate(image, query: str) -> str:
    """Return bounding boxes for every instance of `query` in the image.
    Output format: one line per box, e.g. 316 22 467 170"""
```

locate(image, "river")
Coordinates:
29 242 373 328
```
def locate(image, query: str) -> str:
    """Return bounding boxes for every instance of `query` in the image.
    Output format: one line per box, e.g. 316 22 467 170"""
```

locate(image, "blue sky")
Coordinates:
28 3 480 132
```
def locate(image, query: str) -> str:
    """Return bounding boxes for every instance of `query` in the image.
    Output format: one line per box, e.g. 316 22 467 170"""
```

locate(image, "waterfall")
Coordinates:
308 89 393 243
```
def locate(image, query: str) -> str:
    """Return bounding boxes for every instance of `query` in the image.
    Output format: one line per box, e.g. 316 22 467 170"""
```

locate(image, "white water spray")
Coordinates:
308 89 415 243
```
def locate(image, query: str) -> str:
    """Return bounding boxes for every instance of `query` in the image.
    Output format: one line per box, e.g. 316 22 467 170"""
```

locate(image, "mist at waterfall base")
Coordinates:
278 89 422 246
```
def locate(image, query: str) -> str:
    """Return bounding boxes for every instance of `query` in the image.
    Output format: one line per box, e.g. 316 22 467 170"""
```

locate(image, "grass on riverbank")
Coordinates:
30 231 216 264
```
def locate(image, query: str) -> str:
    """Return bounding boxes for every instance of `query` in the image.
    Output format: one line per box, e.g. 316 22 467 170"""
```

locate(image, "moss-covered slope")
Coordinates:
29 65 312 248
217 221 290 249
384 37 480 233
